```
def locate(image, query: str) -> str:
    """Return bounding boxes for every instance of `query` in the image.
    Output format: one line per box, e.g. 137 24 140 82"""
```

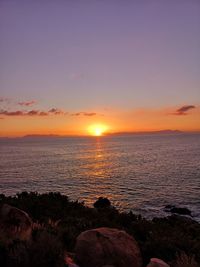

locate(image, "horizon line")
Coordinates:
1 129 200 139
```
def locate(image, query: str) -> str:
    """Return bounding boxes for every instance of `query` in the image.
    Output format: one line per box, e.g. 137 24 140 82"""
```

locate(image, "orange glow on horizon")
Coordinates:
0 106 200 137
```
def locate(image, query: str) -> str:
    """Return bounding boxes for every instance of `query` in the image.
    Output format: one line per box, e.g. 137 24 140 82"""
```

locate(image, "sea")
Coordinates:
0 133 200 221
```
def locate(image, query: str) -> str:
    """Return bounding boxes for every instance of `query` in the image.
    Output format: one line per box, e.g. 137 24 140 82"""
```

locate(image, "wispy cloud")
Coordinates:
0 97 10 103
71 112 97 116
0 108 98 117
0 109 49 116
0 97 36 107
48 108 66 115
71 112 81 116
172 105 196 115
83 112 97 116
0 96 100 119
0 110 24 116
28 110 49 116
18 100 37 106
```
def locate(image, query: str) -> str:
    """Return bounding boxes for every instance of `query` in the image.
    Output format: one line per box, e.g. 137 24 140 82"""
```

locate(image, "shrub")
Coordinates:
173 252 199 267
1 192 200 266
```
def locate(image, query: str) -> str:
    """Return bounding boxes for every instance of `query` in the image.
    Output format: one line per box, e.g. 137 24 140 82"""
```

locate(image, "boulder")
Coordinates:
93 197 111 209
0 204 32 243
146 258 170 267
75 227 142 267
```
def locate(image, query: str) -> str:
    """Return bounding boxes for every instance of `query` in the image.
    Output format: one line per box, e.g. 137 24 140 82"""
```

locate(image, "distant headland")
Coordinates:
0 130 200 139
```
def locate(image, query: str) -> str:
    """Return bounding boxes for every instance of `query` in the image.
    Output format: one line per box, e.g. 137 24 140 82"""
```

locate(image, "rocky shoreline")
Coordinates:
0 192 199 267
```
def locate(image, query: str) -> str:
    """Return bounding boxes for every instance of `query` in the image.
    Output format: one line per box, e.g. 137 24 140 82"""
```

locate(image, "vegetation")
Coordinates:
0 192 199 267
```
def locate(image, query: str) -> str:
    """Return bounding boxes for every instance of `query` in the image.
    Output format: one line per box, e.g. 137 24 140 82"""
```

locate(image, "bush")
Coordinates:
0 230 65 267
173 252 199 267
1 192 200 266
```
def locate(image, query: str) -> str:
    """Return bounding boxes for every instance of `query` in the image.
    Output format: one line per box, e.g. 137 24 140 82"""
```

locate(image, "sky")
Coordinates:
0 0 200 136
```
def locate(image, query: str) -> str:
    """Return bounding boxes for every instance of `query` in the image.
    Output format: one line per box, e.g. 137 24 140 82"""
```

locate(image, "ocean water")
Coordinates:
0 134 200 221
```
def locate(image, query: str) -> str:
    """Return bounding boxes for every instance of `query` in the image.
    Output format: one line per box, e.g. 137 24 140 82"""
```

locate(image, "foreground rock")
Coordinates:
147 258 170 267
75 227 142 267
0 204 32 243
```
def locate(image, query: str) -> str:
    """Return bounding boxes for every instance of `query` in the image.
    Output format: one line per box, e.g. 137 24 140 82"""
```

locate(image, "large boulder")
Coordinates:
0 204 32 243
75 227 142 267
146 258 170 267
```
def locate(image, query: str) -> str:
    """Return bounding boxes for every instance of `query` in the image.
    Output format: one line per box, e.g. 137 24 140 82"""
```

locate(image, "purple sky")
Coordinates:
0 0 200 135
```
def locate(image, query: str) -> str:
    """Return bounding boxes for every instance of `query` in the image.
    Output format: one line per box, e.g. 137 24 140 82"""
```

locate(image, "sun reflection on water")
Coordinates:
80 138 118 206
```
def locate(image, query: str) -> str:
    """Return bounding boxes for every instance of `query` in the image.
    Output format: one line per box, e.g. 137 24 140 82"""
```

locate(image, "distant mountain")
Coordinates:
106 130 183 136
23 134 61 138
1 130 199 139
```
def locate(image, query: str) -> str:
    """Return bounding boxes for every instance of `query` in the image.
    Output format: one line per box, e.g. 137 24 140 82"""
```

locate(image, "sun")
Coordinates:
88 124 108 136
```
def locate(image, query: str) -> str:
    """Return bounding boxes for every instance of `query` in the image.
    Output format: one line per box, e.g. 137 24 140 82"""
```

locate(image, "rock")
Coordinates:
93 197 111 209
0 204 32 243
170 207 191 216
146 258 170 267
75 227 142 267
65 253 80 267
164 205 192 216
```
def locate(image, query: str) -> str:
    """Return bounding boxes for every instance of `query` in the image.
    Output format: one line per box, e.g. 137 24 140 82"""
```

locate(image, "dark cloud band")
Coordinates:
0 109 98 117
172 105 196 115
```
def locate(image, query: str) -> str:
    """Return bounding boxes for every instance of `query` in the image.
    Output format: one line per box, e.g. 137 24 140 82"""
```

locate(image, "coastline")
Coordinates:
0 192 199 266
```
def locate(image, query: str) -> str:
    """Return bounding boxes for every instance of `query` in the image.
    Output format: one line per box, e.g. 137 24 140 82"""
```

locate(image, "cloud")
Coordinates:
71 112 97 116
28 110 49 116
0 107 68 117
1 97 37 107
48 108 66 115
0 97 10 103
0 109 51 116
83 112 97 116
0 98 5 102
27 110 39 116
71 112 81 116
18 100 37 106
0 108 99 118
0 110 25 116
172 105 196 115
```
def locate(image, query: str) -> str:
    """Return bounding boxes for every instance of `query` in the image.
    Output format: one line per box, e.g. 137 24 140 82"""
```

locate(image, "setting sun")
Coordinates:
88 124 108 136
